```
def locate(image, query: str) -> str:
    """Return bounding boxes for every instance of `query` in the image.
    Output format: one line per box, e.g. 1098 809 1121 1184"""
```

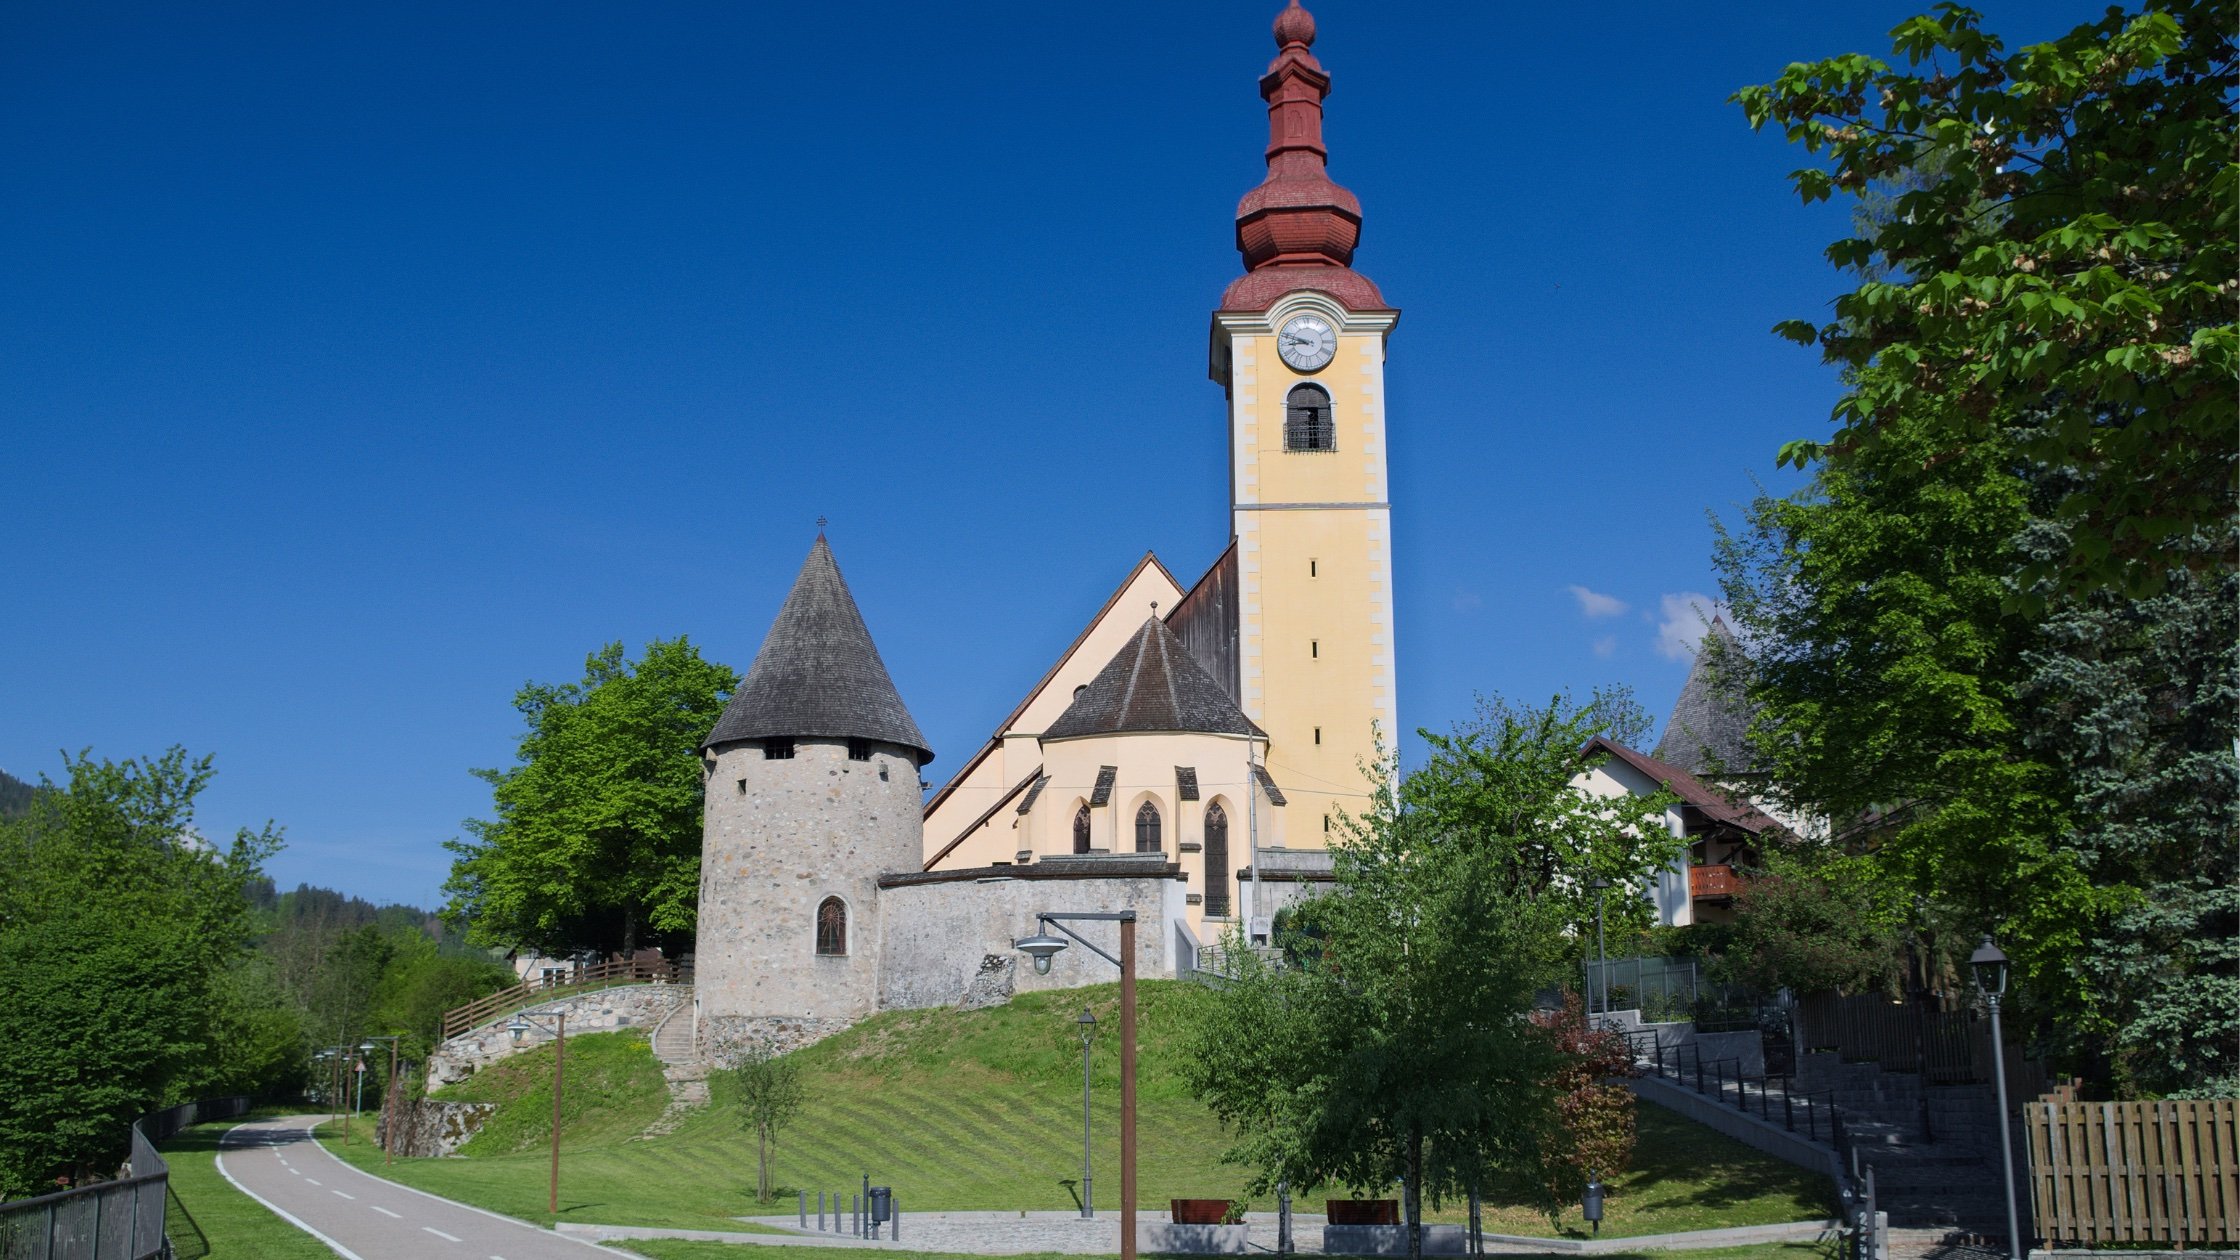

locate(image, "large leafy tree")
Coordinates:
0 749 281 1195
1738 0 2236 602
1182 695 1676 1255
1722 1 2237 1095
443 637 736 958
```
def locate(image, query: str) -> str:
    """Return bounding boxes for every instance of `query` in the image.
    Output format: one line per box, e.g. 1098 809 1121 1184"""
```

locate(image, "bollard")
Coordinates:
800 1190 807 1230
818 1190 826 1231
852 1193 860 1238
893 1194 900 1242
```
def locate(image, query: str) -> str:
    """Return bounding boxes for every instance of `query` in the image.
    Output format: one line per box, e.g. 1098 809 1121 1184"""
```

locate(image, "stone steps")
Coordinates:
636 989 710 1140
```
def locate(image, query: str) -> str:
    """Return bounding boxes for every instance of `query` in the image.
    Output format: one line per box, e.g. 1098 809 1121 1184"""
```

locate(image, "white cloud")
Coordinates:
1592 635 1618 659
1655 592 1722 660
1566 585 1629 619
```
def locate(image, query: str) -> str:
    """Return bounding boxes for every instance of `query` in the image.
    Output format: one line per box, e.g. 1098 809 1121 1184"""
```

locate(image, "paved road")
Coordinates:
215 1115 630 1260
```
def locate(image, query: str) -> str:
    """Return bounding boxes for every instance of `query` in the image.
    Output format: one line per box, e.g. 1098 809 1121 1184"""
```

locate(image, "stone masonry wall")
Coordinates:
426 984 685 1087
697 738 922 1030
375 1099 498 1158
877 872 1182 1011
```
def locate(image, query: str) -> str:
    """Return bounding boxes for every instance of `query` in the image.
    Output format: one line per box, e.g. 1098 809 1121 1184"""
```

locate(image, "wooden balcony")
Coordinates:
1689 862 1743 901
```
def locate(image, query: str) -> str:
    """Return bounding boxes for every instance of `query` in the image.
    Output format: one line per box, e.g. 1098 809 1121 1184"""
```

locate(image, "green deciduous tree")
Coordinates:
733 1046 805 1204
1183 696 1674 1256
1736 0 2236 602
0 749 281 1196
442 637 737 958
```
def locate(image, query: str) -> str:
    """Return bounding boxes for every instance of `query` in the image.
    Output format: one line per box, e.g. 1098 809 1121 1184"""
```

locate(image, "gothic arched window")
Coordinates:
815 897 847 956
1284 384 1334 452
1203 801 1231 918
1135 801 1163 853
1073 805 1092 854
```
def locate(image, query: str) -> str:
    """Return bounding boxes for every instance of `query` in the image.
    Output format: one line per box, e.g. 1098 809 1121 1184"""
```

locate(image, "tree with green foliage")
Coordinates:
1737 0 2235 603
1184 694 1676 1256
733 1046 806 1204
442 637 737 958
0 749 280 1195
1723 0 2237 1095
1712 847 1909 997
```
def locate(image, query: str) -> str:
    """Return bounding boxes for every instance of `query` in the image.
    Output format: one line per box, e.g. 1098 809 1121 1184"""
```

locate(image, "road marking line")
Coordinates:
332 1190 355 1200
303 1124 638 1256
289 1168 302 1176
372 1206 402 1218
213 1142 368 1260
424 1226 463 1242
305 1178 321 1186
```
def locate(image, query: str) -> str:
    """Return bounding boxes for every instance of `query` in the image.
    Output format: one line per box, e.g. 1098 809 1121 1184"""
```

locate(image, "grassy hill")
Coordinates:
324 981 1833 1238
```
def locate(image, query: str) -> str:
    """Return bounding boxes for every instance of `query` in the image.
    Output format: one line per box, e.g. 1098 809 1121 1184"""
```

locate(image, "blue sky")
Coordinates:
1 1 2107 908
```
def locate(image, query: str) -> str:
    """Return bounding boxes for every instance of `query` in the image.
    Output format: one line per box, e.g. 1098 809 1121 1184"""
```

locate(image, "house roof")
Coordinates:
703 536 932 764
1651 617 1758 778
1042 617 1266 742
1582 736 1783 837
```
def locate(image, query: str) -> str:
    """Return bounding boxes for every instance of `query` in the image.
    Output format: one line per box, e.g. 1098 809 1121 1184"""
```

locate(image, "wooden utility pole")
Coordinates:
1119 914 1137 1260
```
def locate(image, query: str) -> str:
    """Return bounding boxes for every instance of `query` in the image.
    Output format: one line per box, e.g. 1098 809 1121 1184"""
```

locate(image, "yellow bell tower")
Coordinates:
1209 0 1398 844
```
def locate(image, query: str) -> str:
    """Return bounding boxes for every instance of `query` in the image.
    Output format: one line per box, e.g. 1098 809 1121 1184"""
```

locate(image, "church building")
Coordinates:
691 0 1404 1061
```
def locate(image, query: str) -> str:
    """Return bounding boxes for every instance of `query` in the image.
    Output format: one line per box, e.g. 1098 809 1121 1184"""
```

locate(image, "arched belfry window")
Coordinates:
1135 801 1163 853
1203 802 1231 917
1284 384 1335 453
815 897 847 956
1073 805 1092 854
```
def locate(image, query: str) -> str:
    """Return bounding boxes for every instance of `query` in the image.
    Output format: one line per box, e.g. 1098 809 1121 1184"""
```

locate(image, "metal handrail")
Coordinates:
0 1095 251 1260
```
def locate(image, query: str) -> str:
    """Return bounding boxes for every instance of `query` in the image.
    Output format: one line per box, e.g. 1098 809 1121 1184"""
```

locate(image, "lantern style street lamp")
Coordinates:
1970 936 2021 1260
508 1008 569 1216
1077 1007 1098 1219
1016 912 1137 1260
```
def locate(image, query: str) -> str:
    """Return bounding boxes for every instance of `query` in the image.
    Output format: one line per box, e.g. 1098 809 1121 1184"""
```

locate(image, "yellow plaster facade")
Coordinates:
1212 292 1400 848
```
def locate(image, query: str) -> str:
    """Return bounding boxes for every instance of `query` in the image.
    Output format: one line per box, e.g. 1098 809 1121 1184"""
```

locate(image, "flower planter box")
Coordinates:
1322 1224 1466 1256
1138 1223 1250 1255
1170 1199 1235 1225
1326 1199 1399 1225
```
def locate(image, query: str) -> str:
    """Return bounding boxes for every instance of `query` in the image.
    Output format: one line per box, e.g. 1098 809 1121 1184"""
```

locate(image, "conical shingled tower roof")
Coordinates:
1651 617 1756 779
1043 617 1266 741
703 537 932 765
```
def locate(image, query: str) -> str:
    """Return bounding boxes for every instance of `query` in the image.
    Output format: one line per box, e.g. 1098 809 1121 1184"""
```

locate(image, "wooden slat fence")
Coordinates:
2026 1096 2237 1246
439 956 691 1040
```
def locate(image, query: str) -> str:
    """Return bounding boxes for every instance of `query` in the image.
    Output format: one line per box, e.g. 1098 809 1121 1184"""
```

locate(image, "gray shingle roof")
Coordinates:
1042 618 1266 742
1651 618 1756 778
703 537 932 764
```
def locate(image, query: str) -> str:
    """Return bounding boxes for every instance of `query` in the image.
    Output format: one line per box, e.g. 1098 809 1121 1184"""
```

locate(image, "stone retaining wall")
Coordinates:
374 1099 497 1158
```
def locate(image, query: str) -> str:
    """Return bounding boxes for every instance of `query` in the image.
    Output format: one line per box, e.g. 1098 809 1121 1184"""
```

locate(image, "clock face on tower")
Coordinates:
1277 314 1337 372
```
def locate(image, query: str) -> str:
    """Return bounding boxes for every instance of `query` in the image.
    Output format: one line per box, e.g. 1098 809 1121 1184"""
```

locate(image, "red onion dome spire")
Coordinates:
1220 0 1386 313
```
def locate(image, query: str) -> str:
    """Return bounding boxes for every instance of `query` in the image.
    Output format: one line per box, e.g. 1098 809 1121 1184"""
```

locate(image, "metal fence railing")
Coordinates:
0 1096 251 1260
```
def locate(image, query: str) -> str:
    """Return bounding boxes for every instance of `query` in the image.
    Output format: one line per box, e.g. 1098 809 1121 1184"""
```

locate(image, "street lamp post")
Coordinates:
1077 1007 1097 1219
1591 878 1611 1017
1017 911 1137 1260
508 1009 569 1217
1970 937 2022 1260
361 1035 403 1165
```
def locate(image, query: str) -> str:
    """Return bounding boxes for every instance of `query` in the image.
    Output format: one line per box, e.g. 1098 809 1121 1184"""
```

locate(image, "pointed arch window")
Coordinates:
815 897 847 956
1284 384 1335 452
1073 805 1092 854
1135 801 1163 853
1203 802 1231 918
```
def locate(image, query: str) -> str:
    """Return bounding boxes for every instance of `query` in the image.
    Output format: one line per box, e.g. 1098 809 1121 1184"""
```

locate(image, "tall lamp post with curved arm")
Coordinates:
1016 911 1136 1260
1970 937 2022 1260
507 1008 568 1217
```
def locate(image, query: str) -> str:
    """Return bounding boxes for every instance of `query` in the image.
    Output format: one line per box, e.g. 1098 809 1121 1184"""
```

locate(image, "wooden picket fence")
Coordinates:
438 956 691 1040
2025 1095 2238 1245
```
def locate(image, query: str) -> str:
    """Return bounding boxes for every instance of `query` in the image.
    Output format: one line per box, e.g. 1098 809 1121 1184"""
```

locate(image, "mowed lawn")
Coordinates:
159 1118 334 1260
320 980 1834 1239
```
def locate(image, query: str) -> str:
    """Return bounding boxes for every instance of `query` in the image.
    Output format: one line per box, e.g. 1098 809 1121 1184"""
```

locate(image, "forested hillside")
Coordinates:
0 767 38 818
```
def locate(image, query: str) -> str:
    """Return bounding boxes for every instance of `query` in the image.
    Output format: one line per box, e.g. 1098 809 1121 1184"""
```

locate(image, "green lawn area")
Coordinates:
158 1117 333 1260
611 1244 1840 1260
318 981 1834 1240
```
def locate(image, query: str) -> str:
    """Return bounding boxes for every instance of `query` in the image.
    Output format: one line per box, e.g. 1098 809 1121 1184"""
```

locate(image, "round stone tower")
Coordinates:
695 535 932 1061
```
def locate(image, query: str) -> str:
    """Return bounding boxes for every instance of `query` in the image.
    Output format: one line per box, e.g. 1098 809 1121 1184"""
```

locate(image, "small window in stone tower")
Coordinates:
1073 804 1092 854
1135 801 1163 853
847 739 871 762
1284 384 1335 452
763 738 795 760
815 897 847 956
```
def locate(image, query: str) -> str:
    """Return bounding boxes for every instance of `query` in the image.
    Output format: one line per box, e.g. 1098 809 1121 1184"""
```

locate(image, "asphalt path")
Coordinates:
214 1115 631 1260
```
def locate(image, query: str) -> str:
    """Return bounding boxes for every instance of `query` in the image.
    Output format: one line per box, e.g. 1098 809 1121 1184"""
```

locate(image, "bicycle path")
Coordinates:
214 1114 631 1260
